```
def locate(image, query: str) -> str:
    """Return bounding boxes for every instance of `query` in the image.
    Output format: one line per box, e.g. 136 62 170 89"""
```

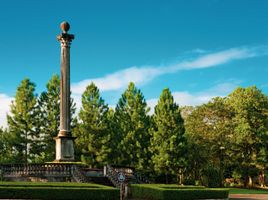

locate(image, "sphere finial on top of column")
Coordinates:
60 21 70 33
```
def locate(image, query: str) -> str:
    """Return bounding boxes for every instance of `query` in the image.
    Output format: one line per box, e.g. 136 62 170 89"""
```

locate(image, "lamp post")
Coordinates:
219 146 225 187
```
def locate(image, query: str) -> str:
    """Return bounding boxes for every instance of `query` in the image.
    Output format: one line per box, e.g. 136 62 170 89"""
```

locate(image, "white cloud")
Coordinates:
71 46 263 95
175 47 254 70
172 82 239 106
0 94 13 128
71 93 82 116
147 99 158 115
72 66 161 94
147 82 239 113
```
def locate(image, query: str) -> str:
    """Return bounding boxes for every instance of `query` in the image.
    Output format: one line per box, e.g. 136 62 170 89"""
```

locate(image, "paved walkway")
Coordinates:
229 194 268 200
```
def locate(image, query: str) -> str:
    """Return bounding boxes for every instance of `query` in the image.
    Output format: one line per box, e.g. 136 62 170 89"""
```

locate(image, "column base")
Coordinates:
54 135 76 162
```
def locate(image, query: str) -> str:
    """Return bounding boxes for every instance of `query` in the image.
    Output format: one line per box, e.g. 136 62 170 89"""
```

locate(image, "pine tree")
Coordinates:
113 82 151 169
0 128 15 163
150 88 186 182
37 75 60 161
7 79 40 163
75 83 110 167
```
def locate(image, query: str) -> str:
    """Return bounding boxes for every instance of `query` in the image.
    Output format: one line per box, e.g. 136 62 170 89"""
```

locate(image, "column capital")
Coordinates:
57 33 75 48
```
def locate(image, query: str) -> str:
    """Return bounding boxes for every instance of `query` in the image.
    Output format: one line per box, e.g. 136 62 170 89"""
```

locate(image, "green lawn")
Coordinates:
229 188 268 194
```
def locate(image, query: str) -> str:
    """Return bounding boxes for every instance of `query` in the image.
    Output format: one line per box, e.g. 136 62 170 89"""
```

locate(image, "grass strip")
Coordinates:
229 188 268 194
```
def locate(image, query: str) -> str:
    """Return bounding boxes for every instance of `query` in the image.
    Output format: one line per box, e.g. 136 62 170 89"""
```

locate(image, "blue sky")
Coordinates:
0 0 268 127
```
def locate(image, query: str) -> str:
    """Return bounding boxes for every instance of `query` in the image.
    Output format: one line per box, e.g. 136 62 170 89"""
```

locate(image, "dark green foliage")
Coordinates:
184 86 268 187
74 83 111 167
0 182 119 200
202 166 222 188
113 82 151 169
4 76 77 164
150 88 187 179
0 181 110 187
6 79 41 163
38 75 60 162
0 128 13 163
131 184 164 200
226 86 268 187
185 97 232 186
130 184 229 200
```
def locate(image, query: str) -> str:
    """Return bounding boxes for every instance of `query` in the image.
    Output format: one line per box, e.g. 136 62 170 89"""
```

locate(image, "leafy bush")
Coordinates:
0 182 119 200
182 178 195 185
130 184 229 200
202 166 221 188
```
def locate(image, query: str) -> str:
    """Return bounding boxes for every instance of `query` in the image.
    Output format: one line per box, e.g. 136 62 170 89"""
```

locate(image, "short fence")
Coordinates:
0 163 76 178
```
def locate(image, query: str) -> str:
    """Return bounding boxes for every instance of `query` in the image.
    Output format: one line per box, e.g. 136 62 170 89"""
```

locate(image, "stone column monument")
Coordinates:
54 21 76 162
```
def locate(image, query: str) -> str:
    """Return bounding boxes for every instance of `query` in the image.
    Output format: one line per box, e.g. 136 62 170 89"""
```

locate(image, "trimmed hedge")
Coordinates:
0 182 119 200
130 184 229 200
155 184 205 190
0 181 107 188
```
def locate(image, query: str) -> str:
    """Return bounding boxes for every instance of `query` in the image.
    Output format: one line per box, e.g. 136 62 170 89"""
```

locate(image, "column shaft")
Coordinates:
60 43 71 135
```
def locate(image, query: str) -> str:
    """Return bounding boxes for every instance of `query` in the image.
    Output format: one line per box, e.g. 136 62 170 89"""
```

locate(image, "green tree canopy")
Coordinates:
0 128 13 163
75 82 111 167
185 97 233 186
226 86 268 187
7 79 40 163
113 82 151 169
38 75 61 161
150 88 187 179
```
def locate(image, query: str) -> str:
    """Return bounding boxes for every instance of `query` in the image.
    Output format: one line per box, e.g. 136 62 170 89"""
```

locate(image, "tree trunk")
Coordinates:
244 175 253 188
177 168 183 185
259 170 265 187
248 176 253 187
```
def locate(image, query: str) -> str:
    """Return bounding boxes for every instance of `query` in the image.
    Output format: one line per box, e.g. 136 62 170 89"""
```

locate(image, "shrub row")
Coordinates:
0 181 106 188
0 184 119 200
130 184 229 200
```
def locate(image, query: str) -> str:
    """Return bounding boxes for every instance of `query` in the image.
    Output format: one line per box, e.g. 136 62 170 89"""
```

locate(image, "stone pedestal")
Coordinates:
54 135 76 162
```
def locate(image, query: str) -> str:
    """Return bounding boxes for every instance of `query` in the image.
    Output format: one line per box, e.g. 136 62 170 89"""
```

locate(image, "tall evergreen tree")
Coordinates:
38 75 60 161
113 82 151 169
75 83 111 167
0 128 11 163
7 79 40 163
150 88 186 182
